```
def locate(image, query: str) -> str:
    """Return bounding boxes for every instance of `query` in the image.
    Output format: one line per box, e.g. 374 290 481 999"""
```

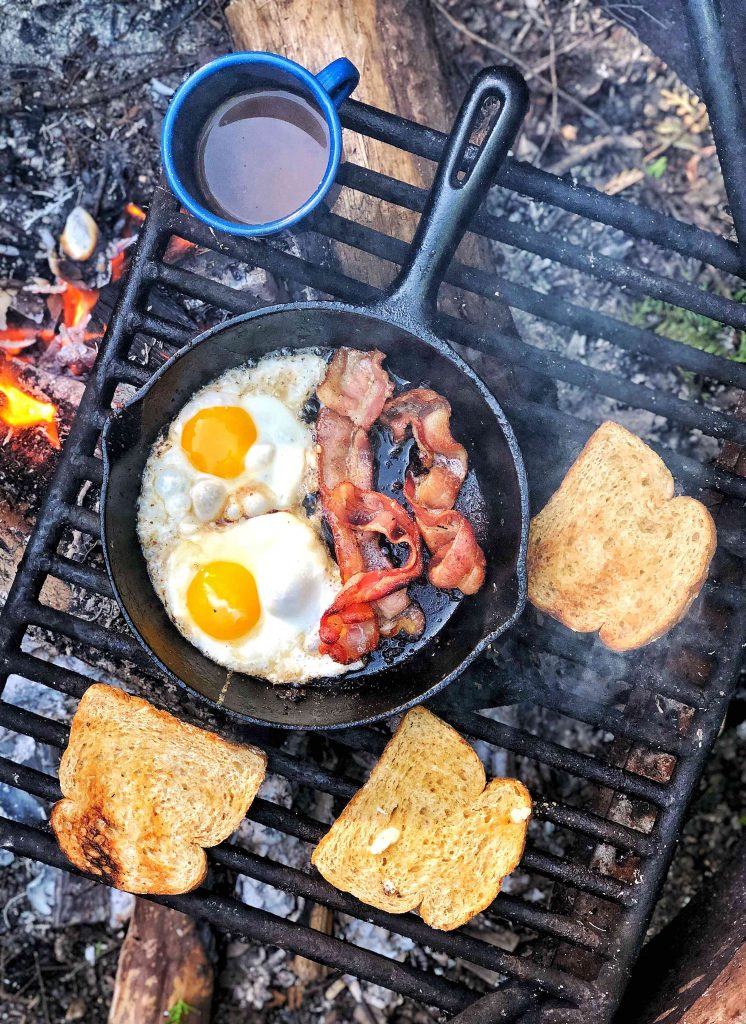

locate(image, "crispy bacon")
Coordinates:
316 408 425 639
319 484 423 663
404 478 486 595
317 348 394 430
381 388 468 510
382 389 487 596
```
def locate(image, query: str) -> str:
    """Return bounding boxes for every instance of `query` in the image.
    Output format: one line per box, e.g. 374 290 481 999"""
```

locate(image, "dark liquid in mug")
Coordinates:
195 89 331 225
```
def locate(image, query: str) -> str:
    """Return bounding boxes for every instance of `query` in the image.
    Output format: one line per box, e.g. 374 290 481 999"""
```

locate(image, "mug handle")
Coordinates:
316 57 360 107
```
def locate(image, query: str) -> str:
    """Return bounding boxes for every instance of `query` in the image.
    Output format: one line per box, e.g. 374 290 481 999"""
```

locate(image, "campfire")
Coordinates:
0 199 199 453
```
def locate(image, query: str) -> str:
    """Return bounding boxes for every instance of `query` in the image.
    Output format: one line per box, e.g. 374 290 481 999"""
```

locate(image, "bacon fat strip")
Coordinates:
381 388 468 510
317 348 394 430
404 478 486 595
319 484 423 664
382 388 487 595
316 407 425 639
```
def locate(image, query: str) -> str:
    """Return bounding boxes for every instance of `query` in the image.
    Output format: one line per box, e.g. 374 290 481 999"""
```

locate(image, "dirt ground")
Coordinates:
1 1 744 1022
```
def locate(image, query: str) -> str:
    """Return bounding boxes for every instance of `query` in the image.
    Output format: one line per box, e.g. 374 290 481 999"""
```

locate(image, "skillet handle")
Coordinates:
380 66 528 319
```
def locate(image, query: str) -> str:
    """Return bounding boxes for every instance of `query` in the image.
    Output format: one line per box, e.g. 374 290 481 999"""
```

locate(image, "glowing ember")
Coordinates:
165 235 197 262
125 202 146 221
110 251 127 282
0 375 60 448
0 327 54 354
62 284 99 329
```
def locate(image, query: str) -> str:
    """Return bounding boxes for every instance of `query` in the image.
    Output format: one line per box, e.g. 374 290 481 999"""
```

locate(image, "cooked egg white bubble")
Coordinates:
137 352 351 683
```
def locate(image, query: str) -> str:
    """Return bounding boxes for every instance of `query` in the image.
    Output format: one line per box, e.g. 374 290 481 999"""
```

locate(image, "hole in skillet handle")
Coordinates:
380 65 529 318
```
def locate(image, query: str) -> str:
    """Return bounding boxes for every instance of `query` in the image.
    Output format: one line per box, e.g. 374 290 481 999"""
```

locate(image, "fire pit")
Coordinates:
2 3 746 1023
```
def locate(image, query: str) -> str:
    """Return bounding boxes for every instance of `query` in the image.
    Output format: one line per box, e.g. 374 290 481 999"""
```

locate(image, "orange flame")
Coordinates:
62 284 99 329
0 374 60 448
125 202 146 221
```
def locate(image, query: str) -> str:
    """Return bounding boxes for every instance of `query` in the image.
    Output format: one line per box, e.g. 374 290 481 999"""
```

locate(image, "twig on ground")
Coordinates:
34 952 51 1024
548 134 641 176
529 19 615 77
430 0 615 133
535 3 559 165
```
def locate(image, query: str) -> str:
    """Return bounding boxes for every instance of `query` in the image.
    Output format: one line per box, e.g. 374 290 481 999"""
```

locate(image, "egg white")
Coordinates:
138 351 327 564
161 512 347 683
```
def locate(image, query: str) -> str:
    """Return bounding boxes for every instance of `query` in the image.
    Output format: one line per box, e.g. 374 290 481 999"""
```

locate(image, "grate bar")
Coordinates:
505 397 746 503
0 700 69 748
339 99 744 278
0 819 478 1015
682 0 746 263
22 602 155 671
42 555 114 598
450 710 671 807
5 651 97 700
536 803 653 857
513 620 706 709
337 163 746 387
314 208 746 447
0 758 603 964
209 845 598 997
526 685 683 754
332 165 746 335
70 452 104 486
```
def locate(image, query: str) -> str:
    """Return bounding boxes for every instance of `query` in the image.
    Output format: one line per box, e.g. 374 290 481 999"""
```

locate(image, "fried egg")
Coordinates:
137 351 350 684
138 351 327 561
159 512 347 683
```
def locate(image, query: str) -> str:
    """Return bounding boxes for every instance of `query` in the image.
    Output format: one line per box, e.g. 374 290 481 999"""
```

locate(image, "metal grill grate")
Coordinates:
2 63 746 1023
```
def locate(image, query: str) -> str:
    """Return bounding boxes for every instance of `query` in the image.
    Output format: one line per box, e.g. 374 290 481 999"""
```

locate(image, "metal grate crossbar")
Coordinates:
2 60 746 1024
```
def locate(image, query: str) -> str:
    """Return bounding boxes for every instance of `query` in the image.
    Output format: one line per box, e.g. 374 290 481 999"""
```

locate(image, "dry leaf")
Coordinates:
602 168 644 195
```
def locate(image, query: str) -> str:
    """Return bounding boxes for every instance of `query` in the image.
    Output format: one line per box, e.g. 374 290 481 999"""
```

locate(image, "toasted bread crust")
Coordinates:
51 684 266 895
311 707 532 931
527 421 716 651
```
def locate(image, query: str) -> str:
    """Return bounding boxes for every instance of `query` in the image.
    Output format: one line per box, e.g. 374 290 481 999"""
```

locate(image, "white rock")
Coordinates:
60 206 99 261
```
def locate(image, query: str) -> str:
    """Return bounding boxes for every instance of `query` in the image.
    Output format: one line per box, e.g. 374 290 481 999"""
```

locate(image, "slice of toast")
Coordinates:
527 420 716 651
51 684 267 895
311 707 531 931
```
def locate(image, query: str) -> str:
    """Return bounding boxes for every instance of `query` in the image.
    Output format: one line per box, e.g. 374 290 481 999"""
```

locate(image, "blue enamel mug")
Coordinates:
161 51 359 237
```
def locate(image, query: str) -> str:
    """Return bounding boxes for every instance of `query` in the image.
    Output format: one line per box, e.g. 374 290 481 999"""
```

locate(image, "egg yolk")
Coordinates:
181 406 257 478
187 561 260 640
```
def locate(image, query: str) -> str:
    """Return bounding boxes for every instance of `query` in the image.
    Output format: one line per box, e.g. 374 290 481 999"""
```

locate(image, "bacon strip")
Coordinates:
317 348 394 430
404 478 486 595
381 388 468 510
317 407 425 639
382 388 486 595
319 484 423 664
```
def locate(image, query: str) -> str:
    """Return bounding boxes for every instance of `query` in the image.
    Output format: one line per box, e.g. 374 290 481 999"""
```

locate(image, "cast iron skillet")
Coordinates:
101 67 531 729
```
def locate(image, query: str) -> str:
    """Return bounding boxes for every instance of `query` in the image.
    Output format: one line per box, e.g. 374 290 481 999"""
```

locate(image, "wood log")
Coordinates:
225 0 514 331
108 900 213 1024
618 839 746 1024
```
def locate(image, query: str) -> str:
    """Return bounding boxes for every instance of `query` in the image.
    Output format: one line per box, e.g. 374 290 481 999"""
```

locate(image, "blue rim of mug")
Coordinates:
161 51 344 237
